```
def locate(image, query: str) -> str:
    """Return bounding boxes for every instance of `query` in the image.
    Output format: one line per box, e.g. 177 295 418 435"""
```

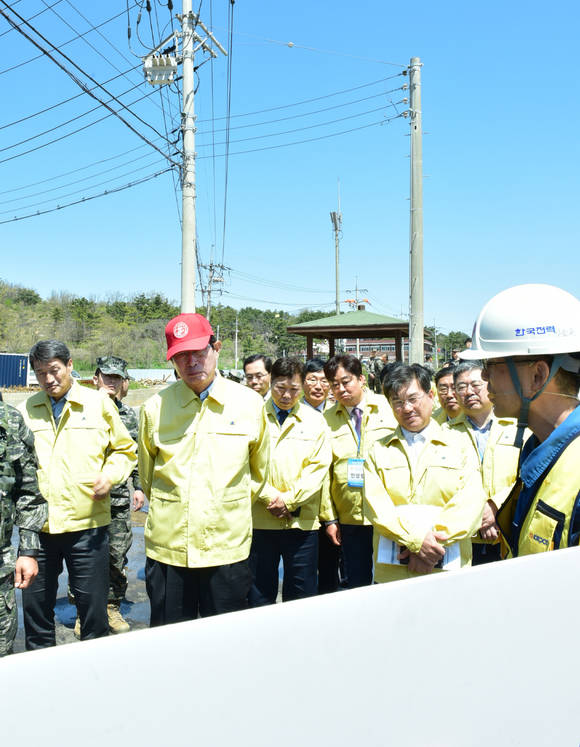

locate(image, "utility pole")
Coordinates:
408 56 424 363
330 180 342 315
345 279 369 358
433 318 438 368
180 0 196 313
143 5 227 313
200 261 228 321
345 279 369 310
179 3 227 312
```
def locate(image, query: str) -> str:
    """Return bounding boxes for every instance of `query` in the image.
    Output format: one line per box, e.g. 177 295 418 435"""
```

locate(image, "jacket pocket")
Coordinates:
150 487 180 502
520 500 565 554
145 488 186 554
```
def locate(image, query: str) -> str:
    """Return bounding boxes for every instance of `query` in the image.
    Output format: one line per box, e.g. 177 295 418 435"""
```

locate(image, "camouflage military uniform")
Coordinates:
0 402 47 656
108 399 141 604
373 356 384 393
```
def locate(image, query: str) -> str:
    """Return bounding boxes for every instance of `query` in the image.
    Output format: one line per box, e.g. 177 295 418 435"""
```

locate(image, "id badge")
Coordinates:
347 457 365 488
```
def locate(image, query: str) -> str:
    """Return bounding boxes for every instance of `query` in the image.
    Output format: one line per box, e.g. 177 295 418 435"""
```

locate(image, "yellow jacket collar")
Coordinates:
175 373 226 408
449 411 513 429
265 397 304 423
30 380 80 409
387 419 450 448
334 390 380 420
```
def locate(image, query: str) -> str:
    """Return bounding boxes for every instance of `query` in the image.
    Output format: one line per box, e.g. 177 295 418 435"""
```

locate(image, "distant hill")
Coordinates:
0 279 334 368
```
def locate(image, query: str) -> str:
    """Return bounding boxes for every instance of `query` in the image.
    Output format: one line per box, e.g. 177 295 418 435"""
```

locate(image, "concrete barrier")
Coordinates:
1 384 168 408
2 547 579 745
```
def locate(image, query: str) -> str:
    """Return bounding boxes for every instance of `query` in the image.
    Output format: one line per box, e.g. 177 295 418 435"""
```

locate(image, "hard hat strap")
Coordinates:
506 356 562 448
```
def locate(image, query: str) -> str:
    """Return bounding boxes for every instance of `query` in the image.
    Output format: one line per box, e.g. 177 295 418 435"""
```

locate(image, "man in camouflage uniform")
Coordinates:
0 402 47 656
71 356 144 635
373 352 387 393
94 356 145 633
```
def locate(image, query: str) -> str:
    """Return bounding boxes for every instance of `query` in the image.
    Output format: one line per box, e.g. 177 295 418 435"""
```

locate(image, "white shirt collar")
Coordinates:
345 394 366 416
401 426 427 446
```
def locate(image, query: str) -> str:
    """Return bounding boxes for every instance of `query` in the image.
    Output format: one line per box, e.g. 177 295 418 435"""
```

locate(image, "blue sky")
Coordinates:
1 0 578 339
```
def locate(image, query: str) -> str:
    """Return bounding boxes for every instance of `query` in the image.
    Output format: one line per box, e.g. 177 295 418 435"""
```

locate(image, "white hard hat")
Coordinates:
460 284 580 369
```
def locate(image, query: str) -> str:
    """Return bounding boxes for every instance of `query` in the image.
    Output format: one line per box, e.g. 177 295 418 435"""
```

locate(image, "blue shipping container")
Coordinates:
0 354 28 387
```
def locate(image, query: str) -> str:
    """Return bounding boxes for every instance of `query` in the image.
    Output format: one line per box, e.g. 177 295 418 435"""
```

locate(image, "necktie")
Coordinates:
277 410 289 426
352 406 362 440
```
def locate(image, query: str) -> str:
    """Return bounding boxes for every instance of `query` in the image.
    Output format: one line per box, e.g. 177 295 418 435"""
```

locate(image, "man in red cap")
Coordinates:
138 313 270 624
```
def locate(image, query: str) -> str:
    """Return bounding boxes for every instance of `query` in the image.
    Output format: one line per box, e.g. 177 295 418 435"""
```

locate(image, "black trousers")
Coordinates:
22 527 109 649
146 557 252 627
340 523 374 588
248 528 318 607
472 542 501 565
317 525 340 594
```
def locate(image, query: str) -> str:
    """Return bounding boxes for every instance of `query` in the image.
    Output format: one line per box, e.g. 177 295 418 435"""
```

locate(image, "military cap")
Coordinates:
96 355 132 379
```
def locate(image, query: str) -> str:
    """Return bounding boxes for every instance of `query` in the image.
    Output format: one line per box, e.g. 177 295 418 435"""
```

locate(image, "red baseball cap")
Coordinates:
165 313 214 360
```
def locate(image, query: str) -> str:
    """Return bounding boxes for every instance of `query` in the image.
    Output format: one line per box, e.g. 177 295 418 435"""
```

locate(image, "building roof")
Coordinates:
286 309 408 337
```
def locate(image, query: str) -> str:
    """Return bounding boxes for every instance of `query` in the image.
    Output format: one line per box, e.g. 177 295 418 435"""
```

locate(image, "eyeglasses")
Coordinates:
245 373 268 381
330 375 357 391
437 385 455 394
304 376 329 387
456 380 486 394
390 392 426 410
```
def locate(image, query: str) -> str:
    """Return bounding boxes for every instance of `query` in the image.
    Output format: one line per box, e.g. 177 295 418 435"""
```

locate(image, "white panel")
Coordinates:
3 547 579 746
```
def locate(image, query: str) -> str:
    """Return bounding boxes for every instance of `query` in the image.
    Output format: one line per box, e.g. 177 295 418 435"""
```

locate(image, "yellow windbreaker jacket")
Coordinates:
444 414 524 548
432 407 448 425
364 421 487 582
324 391 397 525
139 375 270 568
253 399 332 531
497 412 580 558
19 383 137 534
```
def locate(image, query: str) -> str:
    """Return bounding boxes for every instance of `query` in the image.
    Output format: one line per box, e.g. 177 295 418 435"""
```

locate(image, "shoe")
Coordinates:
73 617 81 639
107 604 130 634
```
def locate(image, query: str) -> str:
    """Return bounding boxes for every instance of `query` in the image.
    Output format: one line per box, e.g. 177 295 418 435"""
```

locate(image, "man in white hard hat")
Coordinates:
445 360 525 564
460 284 580 558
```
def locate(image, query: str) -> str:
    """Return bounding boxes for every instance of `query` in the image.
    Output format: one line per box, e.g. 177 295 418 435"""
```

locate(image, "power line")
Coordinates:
227 29 406 68
0 154 165 209
223 291 336 309
0 77 146 154
1 150 166 205
0 140 160 195
0 156 167 215
209 0 217 250
220 0 234 265
63 0 136 69
0 0 65 39
150 0 181 225
193 100 406 149
0 85 171 165
1 1 172 143
3 110 403 197
230 268 340 295
0 2 179 167
194 114 404 160
0 63 142 131
42 0 167 118
41 0 136 81
0 3 136 76
0 166 174 225
194 85 407 136
195 72 405 123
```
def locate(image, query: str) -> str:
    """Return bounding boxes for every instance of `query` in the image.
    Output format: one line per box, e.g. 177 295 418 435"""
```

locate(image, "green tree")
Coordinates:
15 287 41 306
